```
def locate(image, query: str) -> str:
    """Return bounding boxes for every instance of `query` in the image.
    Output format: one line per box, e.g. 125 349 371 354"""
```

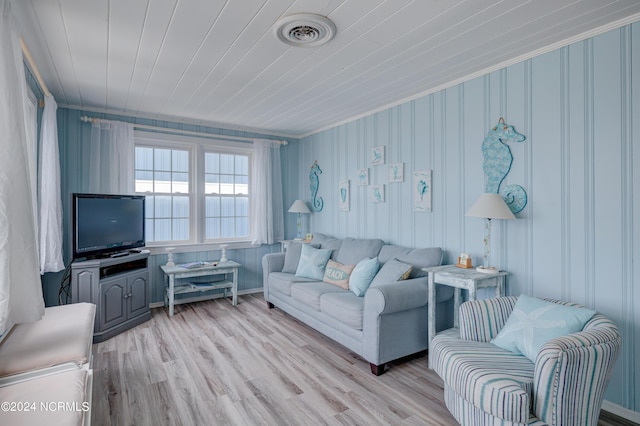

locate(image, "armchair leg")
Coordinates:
370 363 385 376
266 302 274 309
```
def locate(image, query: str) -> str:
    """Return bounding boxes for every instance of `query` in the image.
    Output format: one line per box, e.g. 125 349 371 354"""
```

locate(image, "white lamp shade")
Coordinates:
288 199 311 214
465 193 515 220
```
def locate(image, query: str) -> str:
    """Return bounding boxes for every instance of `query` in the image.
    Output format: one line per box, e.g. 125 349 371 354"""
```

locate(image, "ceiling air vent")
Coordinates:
274 14 336 47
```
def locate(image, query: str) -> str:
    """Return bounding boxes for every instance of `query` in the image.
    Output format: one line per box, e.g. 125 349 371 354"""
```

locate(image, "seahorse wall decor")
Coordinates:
481 118 527 214
309 160 324 212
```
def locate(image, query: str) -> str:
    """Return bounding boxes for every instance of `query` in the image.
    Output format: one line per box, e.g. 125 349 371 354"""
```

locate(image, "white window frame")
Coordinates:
134 131 254 253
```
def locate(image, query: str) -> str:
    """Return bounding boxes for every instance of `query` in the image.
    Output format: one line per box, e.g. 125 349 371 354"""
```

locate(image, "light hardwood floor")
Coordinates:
91 294 634 426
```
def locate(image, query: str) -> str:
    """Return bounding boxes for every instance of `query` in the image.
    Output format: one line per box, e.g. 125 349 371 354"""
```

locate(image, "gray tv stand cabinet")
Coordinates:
71 252 150 343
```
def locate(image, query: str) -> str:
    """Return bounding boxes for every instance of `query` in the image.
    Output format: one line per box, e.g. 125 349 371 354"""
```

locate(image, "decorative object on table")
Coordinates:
338 180 350 211
465 193 515 273
288 199 311 239
456 253 473 269
389 163 404 183
309 160 324 212
413 170 432 212
304 233 313 242
370 184 385 203
165 247 176 267
482 117 527 214
357 168 369 186
371 146 385 165
219 244 229 262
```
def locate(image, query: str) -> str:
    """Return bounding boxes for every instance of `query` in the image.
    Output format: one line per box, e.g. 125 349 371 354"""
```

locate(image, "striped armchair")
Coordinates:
430 296 621 426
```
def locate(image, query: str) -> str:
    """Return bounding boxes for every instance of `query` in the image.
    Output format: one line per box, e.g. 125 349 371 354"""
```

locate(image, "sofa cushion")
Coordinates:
431 330 535 424
335 237 384 265
0 368 89 426
0 302 95 378
323 260 355 290
378 245 443 278
349 257 380 297
295 245 333 280
282 242 318 273
320 292 364 330
291 282 347 311
311 233 342 260
369 258 412 288
269 272 318 297
491 294 596 362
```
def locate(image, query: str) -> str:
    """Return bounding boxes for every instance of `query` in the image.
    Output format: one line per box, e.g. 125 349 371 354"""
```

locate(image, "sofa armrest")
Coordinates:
364 278 429 316
458 296 518 342
532 319 621 425
261 252 285 300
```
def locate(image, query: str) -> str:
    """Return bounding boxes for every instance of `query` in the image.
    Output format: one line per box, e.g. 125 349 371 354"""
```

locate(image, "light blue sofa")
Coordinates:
262 233 454 375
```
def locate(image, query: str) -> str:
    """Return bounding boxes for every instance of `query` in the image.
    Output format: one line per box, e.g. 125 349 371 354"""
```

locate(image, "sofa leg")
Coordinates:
370 363 385 376
266 302 274 309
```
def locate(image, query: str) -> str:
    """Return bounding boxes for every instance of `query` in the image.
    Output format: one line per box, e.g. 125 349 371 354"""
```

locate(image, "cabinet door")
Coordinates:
128 271 149 319
100 278 127 330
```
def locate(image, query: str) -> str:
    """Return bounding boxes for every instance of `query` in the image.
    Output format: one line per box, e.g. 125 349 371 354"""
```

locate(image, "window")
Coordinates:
204 153 249 239
135 146 191 242
134 132 252 246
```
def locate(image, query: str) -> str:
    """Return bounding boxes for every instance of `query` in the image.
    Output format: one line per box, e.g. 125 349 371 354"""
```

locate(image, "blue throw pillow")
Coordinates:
369 258 412 288
491 294 596 361
349 257 380 297
295 244 332 280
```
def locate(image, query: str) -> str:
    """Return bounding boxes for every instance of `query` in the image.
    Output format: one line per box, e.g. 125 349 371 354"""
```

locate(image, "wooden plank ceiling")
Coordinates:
14 0 640 137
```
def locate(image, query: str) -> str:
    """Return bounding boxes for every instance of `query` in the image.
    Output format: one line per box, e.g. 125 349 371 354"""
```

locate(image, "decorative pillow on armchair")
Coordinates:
295 244 332 280
491 294 596 361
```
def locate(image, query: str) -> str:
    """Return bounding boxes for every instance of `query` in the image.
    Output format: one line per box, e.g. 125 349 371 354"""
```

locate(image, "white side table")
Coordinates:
423 265 507 347
161 260 240 316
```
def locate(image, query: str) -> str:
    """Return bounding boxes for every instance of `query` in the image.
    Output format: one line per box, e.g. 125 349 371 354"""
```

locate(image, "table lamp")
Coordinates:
288 200 311 240
465 193 515 273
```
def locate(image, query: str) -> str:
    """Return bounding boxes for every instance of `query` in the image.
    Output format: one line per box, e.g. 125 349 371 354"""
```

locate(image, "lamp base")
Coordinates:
476 266 498 274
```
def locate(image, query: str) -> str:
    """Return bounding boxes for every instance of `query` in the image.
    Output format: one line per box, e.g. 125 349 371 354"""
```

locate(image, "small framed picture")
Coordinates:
371 146 385 165
338 180 350 211
414 170 432 212
371 184 385 203
389 163 404 183
357 168 369 186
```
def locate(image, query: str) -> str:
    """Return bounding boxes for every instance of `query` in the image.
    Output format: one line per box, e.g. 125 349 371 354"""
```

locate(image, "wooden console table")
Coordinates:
161 260 240 316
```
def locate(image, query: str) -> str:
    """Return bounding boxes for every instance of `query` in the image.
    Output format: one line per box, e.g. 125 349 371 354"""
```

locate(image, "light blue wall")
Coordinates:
297 23 640 412
43 108 300 306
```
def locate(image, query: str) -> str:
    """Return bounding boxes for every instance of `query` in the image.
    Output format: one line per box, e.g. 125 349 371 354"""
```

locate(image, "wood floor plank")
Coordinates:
90 294 626 425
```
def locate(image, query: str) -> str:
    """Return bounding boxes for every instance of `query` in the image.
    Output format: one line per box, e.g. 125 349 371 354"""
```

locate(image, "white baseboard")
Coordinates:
149 288 262 309
602 400 640 423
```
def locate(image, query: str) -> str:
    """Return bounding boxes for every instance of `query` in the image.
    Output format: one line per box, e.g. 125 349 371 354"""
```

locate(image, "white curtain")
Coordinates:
0 0 44 334
39 94 64 273
251 139 284 245
89 120 135 194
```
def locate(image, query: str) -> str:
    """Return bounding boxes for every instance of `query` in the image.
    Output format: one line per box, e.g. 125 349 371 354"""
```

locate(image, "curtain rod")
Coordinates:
79 116 287 145
20 37 50 101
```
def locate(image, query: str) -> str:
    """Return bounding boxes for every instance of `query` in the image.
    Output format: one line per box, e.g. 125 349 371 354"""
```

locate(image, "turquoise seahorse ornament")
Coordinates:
482 118 527 214
309 160 324 212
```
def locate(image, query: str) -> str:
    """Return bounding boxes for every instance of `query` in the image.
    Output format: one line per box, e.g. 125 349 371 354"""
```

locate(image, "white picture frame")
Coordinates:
414 170 432 212
370 184 385 203
357 168 369 186
389 163 404 183
371 146 385 165
339 180 350 211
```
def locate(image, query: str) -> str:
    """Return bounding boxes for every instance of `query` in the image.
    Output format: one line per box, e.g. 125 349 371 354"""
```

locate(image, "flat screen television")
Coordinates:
72 193 145 259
